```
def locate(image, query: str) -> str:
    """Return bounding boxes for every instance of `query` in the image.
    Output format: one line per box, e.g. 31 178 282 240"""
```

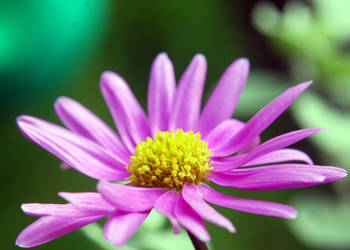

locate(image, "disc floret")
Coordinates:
127 130 212 190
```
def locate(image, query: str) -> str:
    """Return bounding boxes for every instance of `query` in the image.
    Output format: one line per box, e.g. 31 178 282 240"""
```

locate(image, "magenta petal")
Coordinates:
174 193 211 242
208 164 347 190
154 190 181 234
244 149 313 166
198 58 249 137
213 128 320 171
213 82 312 156
182 184 235 233
205 119 244 150
198 183 297 219
16 215 103 248
208 170 325 190
239 136 260 154
58 192 115 214
97 180 166 212
148 53 176 136
100 71 150 152
17 115 129 181
169 54 207 132
206 119 260 156
104 210 148 247
21 203 89 217
55 97 130 159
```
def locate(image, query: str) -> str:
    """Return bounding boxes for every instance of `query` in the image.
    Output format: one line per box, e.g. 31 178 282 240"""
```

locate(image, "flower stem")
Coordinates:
186 230 208 250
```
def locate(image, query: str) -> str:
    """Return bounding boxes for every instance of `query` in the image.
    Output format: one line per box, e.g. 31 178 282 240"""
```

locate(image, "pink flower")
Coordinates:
16 53 347 248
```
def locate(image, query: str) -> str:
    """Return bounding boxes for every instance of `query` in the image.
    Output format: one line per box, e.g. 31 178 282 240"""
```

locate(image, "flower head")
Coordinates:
16 53 347 247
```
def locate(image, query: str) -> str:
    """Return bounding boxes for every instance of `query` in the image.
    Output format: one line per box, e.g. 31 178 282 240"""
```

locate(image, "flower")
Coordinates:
16 53 347 248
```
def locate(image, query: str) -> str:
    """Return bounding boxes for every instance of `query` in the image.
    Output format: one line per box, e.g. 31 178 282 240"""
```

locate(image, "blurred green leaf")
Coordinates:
292 92 350 169
80 223 138 250
252 0 350 102
137 210 198 250
315 0 350 41
252 2 280 34
138 231 194 250
288 193 350 249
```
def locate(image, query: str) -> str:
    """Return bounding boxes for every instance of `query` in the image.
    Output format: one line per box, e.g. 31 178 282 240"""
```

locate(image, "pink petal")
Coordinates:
169 54 207 132
208 170 324 190
174 193 210 242
55 96 130 159
104 210 149 247
17 115 129 181
182 184 235 233
204 119 244 150
198 183 297 218
100 71 150 152
154 190 181 234
213 82 312 156
208 164 347 190
58 192 115 214
16 215 103 248
21 203 89 217
238 136 261 154
97 180 166 212
148 53 176 136
198 58 249 137
205 119 259 156
243 149 313 166
212 128 320 171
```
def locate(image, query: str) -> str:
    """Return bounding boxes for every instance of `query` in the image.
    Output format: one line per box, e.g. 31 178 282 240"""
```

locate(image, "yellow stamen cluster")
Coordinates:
127 130 212 190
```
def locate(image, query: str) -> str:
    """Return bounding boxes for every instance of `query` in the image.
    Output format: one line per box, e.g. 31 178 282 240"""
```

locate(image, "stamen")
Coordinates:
127 130 212 190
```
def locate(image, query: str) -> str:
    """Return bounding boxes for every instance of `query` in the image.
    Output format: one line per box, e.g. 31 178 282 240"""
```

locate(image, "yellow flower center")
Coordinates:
127 130 212 190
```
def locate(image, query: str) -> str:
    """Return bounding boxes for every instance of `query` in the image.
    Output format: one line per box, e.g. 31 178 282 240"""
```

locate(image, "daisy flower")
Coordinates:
16 53 347 249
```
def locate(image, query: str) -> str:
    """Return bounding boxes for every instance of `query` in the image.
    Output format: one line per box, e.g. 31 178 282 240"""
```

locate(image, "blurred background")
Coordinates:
1 0 350 249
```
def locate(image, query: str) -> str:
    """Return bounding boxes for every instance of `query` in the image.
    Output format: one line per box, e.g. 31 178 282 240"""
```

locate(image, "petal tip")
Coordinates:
16 115 28 125
57 192 69 200
307 127 325 135
156 52 169 60
20 204 27 212
200 233 211 242
193 53 207 65
194 53 205 59
152 52 172 70
20 203 34 212
15 241 27 248
101 70 116 77
100 71 118 86
288 81 313 94
236 57 250 68
100 71 128 93
338 168 348 178
228 224 237 233
299 80 313 89
15 233 31 248
54 96 72 108
16 115 34 130
289 210 298 219
284 207 298 219
216 216 236 233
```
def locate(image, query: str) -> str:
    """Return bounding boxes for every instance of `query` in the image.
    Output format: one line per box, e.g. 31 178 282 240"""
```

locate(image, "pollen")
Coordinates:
127 130 212 190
